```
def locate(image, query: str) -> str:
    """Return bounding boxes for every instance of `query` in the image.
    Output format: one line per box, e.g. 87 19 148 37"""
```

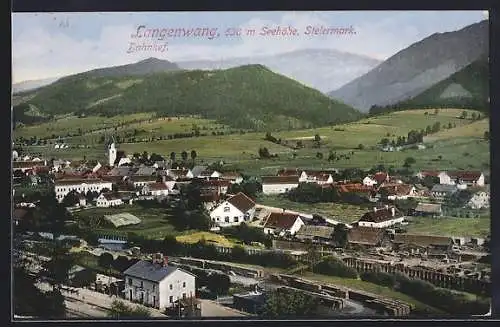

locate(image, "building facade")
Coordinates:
54 179 113 202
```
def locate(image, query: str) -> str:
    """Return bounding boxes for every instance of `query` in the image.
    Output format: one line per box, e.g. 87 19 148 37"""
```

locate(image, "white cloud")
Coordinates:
482 10 489 19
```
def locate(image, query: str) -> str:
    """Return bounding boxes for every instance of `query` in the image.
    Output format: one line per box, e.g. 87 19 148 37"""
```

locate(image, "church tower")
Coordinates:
108 143 117 167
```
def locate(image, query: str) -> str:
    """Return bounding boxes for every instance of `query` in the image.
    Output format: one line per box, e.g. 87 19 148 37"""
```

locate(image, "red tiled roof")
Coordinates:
221 172 242 179
378 184 414 196
199 180 231 187
101 192 122 201
264 212 301 229
13 161 46 168
226 192 256 213
359 207 402 223
261 175 299 184
373 172 388 184
418 170 440 177
448 171 482 181
336 183 374 194
55 178 110 186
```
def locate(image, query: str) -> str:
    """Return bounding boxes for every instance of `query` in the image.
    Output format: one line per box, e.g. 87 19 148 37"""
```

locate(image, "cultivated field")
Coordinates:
405 216 490 238
424 118 489 142
257 195 368 223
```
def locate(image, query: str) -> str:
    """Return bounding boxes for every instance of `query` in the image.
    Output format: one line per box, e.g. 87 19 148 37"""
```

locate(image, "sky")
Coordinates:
12 10 488 83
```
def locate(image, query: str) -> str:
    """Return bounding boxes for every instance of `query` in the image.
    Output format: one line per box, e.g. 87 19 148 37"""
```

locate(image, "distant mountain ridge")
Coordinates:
12 77 60 94
14 64 362 131
177 48 381 93
329 20 489 112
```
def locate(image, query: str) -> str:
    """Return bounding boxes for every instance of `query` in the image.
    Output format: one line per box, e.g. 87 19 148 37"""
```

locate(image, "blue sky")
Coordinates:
12 11 487 83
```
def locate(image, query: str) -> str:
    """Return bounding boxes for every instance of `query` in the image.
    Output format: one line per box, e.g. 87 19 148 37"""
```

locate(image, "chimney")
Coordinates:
391 208 395 217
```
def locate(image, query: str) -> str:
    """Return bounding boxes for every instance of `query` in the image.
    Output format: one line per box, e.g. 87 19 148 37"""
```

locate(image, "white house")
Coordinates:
96 193 123 207
357 206 405 228
431 184 458 199
467 191 490 209
54 179 113 202
261 176 299 195
109 143 117 167
378 184 416 201
439 171 485 187
167 169 194 180
142 182 170 197
263 212 305 236
362 176 378 187
209 192 256 227
220 172 244 184
123 258 196 311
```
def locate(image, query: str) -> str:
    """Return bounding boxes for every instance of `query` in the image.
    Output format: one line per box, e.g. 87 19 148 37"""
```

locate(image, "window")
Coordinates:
216 216 220 222
169 296 173 303
140 281 143 288
128 278 132 286
225 217 230 223
234 217 238 223
183 293 186 299
169 284 173 290
183 282 186 288
224 207 230 212
153 284 156 291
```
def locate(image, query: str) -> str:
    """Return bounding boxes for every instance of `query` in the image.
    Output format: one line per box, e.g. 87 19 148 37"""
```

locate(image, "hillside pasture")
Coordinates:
14 112 154 140
405 216 490 238
424 118 489 142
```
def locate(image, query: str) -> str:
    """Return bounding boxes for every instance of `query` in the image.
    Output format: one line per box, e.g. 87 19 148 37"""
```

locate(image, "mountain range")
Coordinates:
14 64 361 131
329 20 489 112
13 49 380 95
176 49 381 93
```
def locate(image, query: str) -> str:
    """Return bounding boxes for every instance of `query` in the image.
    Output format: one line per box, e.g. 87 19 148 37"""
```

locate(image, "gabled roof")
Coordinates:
221 172 243 179
295 225 335 239
359 207 402 223
134 166 156 176
13 161 46 168
147 182 169 191
417 170 440 178
348 227 385 246
447 171 483 181
129 175 158 182
261 176 299 184
336 183 374 194
264 212 301 230
108 167 133 177
191 165 208 177
55 178 110 186
414 203 442 213
123 260 183 282
393 234 452 247
100 193 122 201
226 192 256 213
379 184 414 196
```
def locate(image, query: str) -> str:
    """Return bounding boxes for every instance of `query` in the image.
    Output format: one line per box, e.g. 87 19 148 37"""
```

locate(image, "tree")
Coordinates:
357 143 364 150
263 288 319 318
380 138 390 147
316 152 323 159
434 108 439 115
332 223 349 248
304 240 321 272
190 150 197 164
471 112 477 120
314 134 321 142
258 147 270 159
181 151 188 162
98 252 114 271
404 157 416 168
149 153 164 162
108 300 151 319
62 190 79 207
170 151 176 162
484 131 489 140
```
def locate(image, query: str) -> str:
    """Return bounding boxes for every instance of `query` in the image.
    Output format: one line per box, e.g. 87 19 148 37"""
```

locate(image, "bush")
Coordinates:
312 257 358 279
360 271 396 288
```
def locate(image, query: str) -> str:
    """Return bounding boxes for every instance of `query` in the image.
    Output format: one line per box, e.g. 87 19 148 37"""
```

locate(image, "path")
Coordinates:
199 299 248 317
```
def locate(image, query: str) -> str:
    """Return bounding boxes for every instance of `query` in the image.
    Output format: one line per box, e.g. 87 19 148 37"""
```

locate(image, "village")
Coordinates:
12 141 491 318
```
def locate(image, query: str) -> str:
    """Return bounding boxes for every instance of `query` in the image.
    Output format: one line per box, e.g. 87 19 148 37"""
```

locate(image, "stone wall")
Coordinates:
342 257 490 296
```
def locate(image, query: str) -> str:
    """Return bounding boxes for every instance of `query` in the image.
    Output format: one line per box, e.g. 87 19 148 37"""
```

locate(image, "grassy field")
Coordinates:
16 109 490 174
301 272 444 314
14 113 154 139
405 216 490 238
424 118 489 142
73 205 185 239
176 231 236 247
257 195 367 223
